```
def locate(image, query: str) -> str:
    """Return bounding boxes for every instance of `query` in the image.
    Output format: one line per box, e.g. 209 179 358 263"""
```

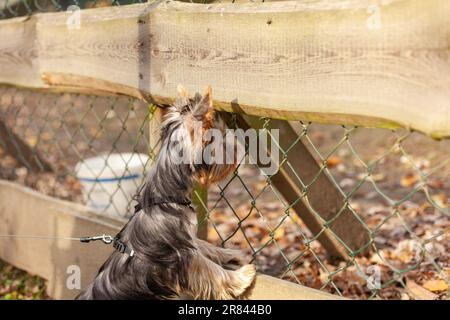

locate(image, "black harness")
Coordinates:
133 196 195 213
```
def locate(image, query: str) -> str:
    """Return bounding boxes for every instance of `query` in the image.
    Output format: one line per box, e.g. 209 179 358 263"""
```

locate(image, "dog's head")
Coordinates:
160 85 237 184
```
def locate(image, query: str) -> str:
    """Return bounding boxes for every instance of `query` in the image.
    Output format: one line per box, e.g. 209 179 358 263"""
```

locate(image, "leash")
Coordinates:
0 235 98 242
0 234 114 245
0 233 134 256
0 198 194 259
134 198 195 213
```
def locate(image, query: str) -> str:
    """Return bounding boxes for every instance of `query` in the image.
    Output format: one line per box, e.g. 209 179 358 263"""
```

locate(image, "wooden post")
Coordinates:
228 113 370 260
148 104 163 162
193 182 208 240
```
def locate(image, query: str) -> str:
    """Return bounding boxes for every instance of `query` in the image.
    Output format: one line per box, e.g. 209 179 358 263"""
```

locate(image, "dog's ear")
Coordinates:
193 85 214 122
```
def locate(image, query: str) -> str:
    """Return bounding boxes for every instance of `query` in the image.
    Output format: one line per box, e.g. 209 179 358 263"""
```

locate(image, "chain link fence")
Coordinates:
207 116 449 299
0 0 449 300
0 0 145 19
0 86 156 217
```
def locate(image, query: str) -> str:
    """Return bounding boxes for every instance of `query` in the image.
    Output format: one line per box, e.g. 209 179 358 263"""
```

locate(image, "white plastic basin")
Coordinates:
75 153 149 218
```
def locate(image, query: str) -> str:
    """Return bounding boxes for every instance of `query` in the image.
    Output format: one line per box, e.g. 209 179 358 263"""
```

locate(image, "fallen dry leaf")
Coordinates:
26 136 38 147
207 226 221 242
422 280 448 293
260 227 285 244
401 293 410 300
371 173 386 182
400 174 419 188
326 156 342 168
406 280 438 300
274 227 285 240
431 194 448 209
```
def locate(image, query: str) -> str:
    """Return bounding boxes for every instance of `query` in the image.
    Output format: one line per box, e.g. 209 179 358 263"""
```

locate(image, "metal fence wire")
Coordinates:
0 1 449 300
0 0 145 19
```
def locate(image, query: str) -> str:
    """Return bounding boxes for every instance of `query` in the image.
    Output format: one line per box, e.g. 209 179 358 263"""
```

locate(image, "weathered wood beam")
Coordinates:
0 0 450 138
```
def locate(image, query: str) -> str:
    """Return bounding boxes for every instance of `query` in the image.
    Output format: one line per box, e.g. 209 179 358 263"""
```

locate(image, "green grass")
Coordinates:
0 260 49 300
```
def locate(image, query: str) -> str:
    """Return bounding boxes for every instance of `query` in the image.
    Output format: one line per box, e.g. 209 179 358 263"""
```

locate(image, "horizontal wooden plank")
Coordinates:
0 180 123 299
0 0 449 138
0 180 344 299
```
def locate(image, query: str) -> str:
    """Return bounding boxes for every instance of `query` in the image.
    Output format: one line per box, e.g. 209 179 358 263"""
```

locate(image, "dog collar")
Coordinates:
113 236 135 257
134 198 195 212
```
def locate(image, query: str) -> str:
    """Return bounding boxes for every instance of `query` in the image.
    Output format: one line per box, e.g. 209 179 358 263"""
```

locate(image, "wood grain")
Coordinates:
0 0 449 138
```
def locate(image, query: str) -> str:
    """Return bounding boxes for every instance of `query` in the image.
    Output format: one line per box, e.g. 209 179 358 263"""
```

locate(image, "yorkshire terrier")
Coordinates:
77 85 256 300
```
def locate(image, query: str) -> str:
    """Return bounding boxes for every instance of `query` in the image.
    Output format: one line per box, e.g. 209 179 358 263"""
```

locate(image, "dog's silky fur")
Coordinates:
77 86 256 300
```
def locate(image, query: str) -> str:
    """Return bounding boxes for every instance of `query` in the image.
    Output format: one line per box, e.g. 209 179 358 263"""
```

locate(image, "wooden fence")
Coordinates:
0 0 449 299
1 0 449 138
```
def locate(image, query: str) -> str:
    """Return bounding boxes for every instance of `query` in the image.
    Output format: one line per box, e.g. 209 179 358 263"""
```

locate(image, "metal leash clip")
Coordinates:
79 234 114 244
